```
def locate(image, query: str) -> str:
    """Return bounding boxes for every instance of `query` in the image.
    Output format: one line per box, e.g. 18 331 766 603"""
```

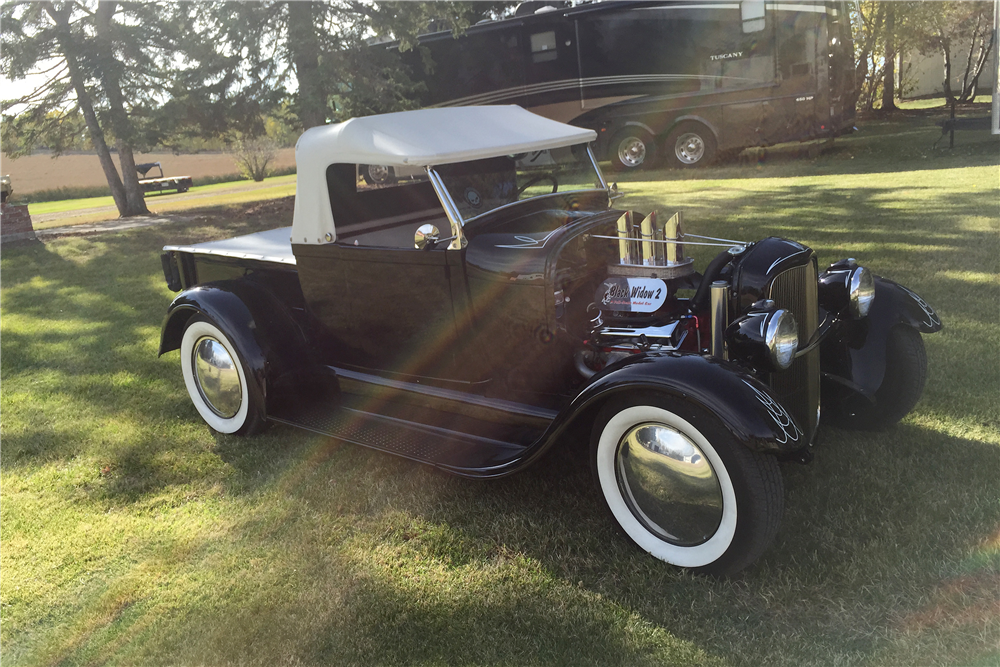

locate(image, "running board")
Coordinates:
269 403 529 476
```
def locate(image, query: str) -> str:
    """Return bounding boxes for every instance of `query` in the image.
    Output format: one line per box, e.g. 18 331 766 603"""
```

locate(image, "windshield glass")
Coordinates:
431 143 606 222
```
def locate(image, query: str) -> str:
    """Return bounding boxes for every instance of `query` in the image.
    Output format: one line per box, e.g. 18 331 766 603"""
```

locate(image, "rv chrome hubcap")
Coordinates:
193 336 242 418
615 422 723 546
367 165 390 183
617 136 647 167
675 133 705 164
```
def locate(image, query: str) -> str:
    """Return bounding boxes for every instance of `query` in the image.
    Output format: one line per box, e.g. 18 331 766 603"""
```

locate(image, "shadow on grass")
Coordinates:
154 416 998 666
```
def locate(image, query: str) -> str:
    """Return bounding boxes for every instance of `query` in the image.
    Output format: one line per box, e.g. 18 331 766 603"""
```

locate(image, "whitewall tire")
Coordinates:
180 317 264 435
591 395 783 575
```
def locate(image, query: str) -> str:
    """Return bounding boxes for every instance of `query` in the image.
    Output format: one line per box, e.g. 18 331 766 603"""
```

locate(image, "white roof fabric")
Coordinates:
292 106 598 245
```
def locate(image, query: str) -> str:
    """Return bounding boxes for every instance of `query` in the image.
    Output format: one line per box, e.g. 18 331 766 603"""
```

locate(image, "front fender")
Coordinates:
820 277 941 398
554 353 808 454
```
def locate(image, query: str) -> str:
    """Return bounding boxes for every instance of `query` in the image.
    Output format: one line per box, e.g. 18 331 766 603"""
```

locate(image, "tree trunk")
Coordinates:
43 2 130 216
964 29 995 101
940 32 955 105
959 14 994 103
287 1 327 129
853 2 885 112
881 3 897 111
95 1 148 216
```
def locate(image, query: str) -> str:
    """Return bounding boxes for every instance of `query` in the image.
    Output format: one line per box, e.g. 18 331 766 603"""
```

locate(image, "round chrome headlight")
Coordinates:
765 309 799 370
849 267 875 318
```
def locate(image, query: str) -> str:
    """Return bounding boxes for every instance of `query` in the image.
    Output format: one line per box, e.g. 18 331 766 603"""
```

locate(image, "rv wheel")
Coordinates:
610 129 657 171
665 122 717 168
362 164 397 186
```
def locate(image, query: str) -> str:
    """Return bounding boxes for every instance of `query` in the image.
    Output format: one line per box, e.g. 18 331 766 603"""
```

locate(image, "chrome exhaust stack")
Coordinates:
608 210 695 279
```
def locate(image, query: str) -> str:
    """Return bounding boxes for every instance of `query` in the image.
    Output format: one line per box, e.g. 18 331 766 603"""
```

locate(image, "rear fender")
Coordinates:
159 281 313 413
820 277 941 398
553 353 807 454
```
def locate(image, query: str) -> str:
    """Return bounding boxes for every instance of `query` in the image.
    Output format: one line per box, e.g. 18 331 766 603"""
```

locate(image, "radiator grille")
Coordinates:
768 259 820 442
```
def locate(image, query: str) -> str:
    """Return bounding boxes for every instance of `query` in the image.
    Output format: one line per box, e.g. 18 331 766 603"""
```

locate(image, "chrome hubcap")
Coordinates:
617 136 647 167
675 133 705 164
615 422 723 546
193 337 241 418
368 165 390 183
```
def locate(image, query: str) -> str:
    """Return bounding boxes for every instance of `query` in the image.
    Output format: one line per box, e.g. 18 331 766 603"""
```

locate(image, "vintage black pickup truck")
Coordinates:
159 106 941 575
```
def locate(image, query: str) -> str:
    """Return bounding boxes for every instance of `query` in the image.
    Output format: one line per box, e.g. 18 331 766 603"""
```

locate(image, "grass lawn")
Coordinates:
897 94 993 110
1 117 998 666
27 175 298 230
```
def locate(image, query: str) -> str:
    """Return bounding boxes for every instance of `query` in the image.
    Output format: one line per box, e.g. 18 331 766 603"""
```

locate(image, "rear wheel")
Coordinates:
664 122 717 168
591 394 783 575
180 317 266 435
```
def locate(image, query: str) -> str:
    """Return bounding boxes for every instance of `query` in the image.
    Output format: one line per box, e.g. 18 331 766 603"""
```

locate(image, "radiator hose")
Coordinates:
690 249 733 313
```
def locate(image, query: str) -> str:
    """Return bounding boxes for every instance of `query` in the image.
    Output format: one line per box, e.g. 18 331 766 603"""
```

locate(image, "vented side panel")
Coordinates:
768 259 820 442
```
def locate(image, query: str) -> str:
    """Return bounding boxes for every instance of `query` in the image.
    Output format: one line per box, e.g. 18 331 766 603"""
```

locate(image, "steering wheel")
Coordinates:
517 174 559 197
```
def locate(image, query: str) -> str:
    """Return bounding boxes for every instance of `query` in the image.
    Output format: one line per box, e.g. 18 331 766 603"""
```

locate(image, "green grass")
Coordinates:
898 93 993 110
2 117 998 666
12 166 298 205
27 176 299 230
28 174 297 216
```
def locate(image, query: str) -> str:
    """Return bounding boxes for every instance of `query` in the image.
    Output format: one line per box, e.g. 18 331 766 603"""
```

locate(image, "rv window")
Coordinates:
741 1 765 33
722 55 774 86
531 31 558 63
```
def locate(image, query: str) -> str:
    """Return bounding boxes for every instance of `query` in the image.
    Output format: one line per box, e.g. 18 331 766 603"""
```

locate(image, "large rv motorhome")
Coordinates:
378 1 856 172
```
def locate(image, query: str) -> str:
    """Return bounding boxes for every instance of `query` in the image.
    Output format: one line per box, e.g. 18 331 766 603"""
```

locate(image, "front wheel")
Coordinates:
180 317 266 435
830 325 928 430
591 394 783 575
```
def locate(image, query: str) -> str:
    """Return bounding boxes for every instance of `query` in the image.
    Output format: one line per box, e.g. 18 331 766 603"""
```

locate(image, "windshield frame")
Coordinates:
425 144 610 249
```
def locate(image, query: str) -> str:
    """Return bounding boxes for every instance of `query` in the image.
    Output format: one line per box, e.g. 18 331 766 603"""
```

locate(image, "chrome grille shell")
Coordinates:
767 258 820 442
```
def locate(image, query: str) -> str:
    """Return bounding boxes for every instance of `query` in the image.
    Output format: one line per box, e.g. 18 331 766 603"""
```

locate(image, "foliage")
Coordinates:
202 1 519 129
230 135 278 182
0 1 198 216
909 0 996 105
852 1 996 111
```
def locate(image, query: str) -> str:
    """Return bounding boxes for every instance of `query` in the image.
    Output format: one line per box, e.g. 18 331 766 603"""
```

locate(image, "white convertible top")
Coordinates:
292 106 597 245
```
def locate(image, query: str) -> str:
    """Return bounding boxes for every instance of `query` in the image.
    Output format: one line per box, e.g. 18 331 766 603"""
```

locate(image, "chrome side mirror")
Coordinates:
414 224 440 250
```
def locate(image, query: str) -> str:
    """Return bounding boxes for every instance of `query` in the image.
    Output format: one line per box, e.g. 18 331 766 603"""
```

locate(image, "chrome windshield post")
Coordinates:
587 145 609 191
426 166 465 250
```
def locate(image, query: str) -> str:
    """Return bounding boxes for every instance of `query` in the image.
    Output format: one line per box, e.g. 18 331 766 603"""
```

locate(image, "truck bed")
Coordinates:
164 226 295 265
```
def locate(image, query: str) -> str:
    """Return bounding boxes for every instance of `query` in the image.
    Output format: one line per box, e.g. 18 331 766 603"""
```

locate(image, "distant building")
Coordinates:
900 49 996 99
